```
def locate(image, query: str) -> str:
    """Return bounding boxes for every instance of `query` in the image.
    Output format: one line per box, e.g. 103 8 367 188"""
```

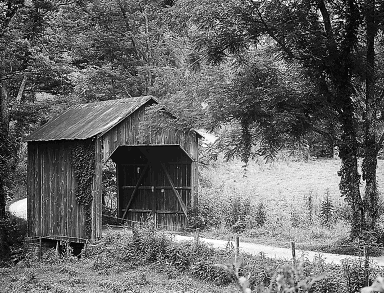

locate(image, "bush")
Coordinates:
255 202 267 228
131 221 170 263
319 192 334 227
190 261 235 286
0 212 28 264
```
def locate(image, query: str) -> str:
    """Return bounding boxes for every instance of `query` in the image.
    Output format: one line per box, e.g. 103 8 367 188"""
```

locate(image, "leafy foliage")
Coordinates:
174 0 384 238
70 139 95 237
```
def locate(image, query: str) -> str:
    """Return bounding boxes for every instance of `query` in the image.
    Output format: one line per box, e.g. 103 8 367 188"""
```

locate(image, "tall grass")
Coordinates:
196 157 377 250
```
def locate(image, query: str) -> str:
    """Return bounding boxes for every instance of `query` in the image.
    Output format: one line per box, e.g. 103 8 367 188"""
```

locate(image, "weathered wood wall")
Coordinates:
27 139 102 242
101 106 199 162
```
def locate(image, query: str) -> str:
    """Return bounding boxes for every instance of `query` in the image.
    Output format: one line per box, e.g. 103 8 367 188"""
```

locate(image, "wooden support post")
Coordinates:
39 237 42 261
195 228 200 246
291 241 296 267
82 240 88 258
66 241 71 258
56 240 60 257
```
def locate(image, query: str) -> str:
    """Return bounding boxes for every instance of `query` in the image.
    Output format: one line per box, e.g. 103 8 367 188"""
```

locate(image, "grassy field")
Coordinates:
198 157 384 251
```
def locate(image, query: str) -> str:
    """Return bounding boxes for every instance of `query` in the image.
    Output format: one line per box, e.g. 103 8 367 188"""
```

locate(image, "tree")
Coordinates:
0 0 75 258
176 0 384 239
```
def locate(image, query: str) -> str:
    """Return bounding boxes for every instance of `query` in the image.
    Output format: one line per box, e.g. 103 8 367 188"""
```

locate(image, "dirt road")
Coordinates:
172 235 384 266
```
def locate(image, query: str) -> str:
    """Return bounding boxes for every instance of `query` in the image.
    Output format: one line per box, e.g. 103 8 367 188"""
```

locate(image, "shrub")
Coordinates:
319 192 334 227
131 221 170 263
254 202 267 228
190 261 235 286
290 209 302 228
0 212 28 264
305 193 314 225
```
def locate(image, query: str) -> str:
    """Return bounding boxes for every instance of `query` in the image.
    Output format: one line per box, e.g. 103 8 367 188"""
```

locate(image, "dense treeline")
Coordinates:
2 0 384 257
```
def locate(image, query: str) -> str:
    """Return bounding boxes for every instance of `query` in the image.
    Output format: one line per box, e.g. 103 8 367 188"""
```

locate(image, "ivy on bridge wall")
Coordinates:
70 139 95 238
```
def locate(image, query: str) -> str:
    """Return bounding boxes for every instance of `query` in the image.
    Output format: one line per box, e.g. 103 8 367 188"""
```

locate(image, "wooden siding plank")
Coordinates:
63 143 68 238
36 144 41 237
92 137 102 240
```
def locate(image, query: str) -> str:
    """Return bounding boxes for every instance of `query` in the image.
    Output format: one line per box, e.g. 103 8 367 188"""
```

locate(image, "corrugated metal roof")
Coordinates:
25 96 157 141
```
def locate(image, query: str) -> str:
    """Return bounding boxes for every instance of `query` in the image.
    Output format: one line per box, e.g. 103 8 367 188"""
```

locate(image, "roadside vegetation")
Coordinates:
191 156 384 256
1 220 384 293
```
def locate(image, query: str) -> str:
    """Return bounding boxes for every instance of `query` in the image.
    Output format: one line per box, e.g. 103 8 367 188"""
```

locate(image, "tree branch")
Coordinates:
317 0 337 54
116 0 148 63
0 3 22 38
311 125 340 144
377 132 384 151
0 80 10 131
15 74 27 104
248 0 299 60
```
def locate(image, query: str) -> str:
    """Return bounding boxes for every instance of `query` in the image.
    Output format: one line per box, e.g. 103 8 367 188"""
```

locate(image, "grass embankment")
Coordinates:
198 158 384 255
1 226 383 293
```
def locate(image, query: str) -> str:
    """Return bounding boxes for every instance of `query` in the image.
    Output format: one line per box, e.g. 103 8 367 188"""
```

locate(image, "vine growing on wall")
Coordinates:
70 139 95 238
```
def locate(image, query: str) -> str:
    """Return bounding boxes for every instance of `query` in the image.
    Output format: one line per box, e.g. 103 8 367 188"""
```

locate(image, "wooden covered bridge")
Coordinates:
26 96 200 244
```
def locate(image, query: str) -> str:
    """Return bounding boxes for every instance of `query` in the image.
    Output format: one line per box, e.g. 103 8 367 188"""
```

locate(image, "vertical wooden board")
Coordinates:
71 166 78 238
115 164 120 220
32 145 37 237
49 147 53 236
38 144 43 237
132 112 137 144
191 162 197 209
187 164 191 187
67 150 73 238
35 145 41 237
26 145 31 236
97 159 102 239
50 147 55 237
27 144 35 236
59 146 64 237
63 145 68 238
126 117 131 144
91 140 97 240
52 146 57 236
44 146 49 237
53 146 58 236
118 124 122 145
27 144 33 236
52 146 58 237
122 120 126 144
42 144 47 236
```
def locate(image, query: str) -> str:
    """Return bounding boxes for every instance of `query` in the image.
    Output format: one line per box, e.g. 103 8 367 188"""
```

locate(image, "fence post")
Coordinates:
235 235 240 258
291 241 296 267
364 246 369 286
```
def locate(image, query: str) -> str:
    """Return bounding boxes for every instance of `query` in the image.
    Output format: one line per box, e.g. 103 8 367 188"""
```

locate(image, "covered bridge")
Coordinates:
26 96 200 243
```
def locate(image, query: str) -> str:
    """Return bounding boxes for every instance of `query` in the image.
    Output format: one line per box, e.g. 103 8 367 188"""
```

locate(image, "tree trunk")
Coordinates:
0 80 9 219
0 80 10 259
338 100 364 239
362 0 378 231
